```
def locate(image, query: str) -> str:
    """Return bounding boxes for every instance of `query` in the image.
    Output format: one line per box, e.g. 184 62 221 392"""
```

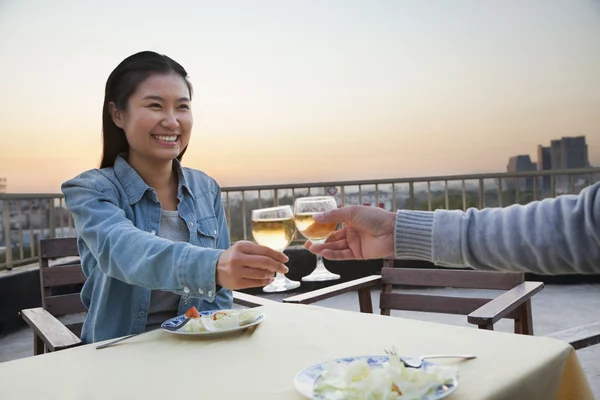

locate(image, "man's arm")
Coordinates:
395 182 600 275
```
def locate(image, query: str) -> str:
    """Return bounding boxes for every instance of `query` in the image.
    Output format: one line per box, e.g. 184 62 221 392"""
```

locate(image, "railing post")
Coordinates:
461 180 467 211
427 181 432 211
49 199 56 239
444 180 449 209
241 191 247 240
29 201 35 258
497 178 503 207
478 179 485 209
16 200 24 258
2 200 13 270
59 198 65 237
409 182 415 210
37 199 44 254
358 185 363 205
225 191 231 238
569 174 575 194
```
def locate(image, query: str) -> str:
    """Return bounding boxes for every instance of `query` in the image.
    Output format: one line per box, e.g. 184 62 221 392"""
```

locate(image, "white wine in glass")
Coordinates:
293 196 341 282
251 205 301 293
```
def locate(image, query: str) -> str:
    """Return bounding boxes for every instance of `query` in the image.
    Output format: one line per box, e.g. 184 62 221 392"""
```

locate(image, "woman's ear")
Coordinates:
109 102 125 129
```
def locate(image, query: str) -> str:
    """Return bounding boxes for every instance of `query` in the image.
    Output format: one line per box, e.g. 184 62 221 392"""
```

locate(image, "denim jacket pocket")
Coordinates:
197 216 219 248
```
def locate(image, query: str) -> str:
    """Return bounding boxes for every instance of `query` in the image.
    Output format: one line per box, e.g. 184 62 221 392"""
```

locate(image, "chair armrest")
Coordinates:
545 321 600 350
232 291 277 308
20 307 82 352
467 281 544 326
283 275 382 305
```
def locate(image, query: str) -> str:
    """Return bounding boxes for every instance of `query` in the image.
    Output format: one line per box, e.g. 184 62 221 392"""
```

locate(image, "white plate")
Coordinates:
161 309 264 337
294 355 458 400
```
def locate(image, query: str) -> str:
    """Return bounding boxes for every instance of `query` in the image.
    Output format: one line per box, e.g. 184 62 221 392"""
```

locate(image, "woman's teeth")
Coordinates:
153 135 178 142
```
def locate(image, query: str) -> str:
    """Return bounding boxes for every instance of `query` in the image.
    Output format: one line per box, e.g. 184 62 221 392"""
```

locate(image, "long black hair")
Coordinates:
100 51 193 168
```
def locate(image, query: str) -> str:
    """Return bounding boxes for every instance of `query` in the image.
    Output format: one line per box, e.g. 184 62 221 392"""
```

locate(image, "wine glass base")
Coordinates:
262 277 301 293
301 271 341 282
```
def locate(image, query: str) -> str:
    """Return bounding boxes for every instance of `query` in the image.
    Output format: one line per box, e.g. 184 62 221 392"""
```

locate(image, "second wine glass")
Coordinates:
251 205 301 292
293 196 341 282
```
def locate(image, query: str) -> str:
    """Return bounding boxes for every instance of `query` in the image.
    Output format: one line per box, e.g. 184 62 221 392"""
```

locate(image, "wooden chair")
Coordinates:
545 321 600 350
284 259 544 335
20 237 274 355
284 259 600 349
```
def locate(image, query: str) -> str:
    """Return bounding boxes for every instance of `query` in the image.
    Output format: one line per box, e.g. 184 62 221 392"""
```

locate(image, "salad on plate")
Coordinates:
297 348 458 400
176 307 264 334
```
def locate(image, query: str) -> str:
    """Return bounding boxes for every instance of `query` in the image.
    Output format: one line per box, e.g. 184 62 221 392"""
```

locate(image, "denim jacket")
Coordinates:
61 155 232 343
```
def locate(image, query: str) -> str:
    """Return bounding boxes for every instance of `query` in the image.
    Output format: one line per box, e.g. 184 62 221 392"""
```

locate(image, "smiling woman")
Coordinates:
60 51 289 344
99 53 193 174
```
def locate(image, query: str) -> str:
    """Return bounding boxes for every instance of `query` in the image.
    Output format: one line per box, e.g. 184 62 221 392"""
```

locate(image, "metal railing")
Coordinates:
0 194 76 271
220 167 600 243
1 167 599 270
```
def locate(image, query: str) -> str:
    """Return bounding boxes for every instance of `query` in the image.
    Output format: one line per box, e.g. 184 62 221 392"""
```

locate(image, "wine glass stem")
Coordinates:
273 272 285 282
314 253 328 272
273 249 289 281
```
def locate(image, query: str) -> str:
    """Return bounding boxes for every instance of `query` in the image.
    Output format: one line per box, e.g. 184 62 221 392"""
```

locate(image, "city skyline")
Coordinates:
507 135 591 170
1 1 600 193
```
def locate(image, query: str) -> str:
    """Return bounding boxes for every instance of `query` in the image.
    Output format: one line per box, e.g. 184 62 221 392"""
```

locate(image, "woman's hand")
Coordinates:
216 241 289 289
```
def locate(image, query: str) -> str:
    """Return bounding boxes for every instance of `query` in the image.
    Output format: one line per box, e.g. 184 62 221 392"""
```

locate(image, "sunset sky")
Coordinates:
1 0 599 193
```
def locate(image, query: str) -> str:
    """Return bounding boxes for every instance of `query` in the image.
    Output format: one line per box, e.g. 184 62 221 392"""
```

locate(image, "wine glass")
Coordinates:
293 196 341 281
251 205 301 293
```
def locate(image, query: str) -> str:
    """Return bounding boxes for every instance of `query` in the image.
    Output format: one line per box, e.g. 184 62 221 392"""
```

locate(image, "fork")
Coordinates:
384 349 476 368
398 354 476 368
95 316 193 350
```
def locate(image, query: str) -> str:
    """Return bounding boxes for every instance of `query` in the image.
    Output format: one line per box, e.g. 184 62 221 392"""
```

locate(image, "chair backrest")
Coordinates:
379 260 524 317
39 238 86 335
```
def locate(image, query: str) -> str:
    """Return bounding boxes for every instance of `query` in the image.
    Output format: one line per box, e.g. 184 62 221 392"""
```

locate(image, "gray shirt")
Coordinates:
145 209 189 329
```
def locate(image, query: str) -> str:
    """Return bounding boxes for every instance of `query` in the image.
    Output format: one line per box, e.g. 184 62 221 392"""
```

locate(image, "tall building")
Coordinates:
545 136 589 192
506 155 536 191
537 146 552 194
0 178 6 193
549 136 589 169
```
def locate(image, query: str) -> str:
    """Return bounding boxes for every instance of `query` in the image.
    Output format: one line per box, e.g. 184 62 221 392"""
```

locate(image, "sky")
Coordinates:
0 0 599 193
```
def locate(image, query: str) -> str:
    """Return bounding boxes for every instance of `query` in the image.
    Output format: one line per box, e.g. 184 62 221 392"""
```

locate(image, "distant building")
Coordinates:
0 178 6 193
549 136 589 169
537 146 552 194
506 155 536 191
544 136 589 192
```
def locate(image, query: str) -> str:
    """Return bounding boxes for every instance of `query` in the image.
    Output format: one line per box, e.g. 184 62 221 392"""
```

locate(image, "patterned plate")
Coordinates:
294 355 458 399
161 309 264 337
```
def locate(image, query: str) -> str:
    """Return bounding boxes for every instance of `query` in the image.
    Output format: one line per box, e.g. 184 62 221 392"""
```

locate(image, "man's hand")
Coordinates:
304 205 396 260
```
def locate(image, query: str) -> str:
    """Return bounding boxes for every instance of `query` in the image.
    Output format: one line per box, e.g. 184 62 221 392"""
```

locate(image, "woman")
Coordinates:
62 51 288 343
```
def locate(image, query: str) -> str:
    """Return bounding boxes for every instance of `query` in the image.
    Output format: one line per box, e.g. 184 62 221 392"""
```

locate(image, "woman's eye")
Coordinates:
148 103 161 109
178 104 190 110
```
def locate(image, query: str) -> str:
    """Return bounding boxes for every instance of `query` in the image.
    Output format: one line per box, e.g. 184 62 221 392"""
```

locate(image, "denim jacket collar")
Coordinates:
113 154 192 205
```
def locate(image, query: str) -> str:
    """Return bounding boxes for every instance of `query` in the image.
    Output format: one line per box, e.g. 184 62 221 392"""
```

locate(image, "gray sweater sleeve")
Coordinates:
394 181 600 275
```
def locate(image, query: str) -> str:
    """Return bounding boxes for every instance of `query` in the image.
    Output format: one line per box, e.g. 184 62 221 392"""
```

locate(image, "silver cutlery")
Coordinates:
95 316 193 350
384 349 476 368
